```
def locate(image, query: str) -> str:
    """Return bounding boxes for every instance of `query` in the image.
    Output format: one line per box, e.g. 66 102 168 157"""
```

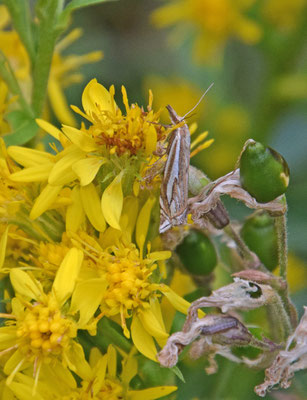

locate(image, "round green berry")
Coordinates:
241 213 278 271
176 229 217 276
239 140 289 203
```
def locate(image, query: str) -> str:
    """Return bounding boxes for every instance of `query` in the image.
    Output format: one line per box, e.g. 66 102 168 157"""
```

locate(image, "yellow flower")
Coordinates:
70 208 202 361
7 80 166 227
261 0 307 31
8 79 213 229
143 75 207 123
0 79 13 135
0 248 107 392
151 0 262 63
8 346 177 400
69 78 166 156
0 6 103 125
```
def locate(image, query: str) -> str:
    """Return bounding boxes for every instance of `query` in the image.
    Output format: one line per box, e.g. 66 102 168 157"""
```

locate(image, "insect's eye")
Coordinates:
247 282 262 299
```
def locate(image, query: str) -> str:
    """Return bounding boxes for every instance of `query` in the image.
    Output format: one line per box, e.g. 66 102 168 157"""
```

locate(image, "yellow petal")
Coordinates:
107 345 117 378
66 341 91 378
190 131 209 149
48 147 83 185
9 163 53 182
0 226 8 270
120 196 139 241
131 314 157 362
66 186 85 233
92 355 108 395
10 269 42 300
128 386 177 400
121 352 138 385
70 278 107 327
101 172 123 230
160 285 205 318
190 139 214 158
138 308 168 340
82 79 114 115
72 156 107 186
4 348 24 377
52 248 83 306
0 327 18 349
48 78 77 126
80 183 106 232
148 251 172 262
61 125 97 152
145 124 157 156
135 197 156 256
150 299 166 333
7 146 54 167
99 226 122 248
89 347 102 367
35 118 63 140
30 184 62 219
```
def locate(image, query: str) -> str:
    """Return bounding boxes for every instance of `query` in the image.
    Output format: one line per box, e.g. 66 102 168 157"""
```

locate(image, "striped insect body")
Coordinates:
159 106 190 233
159 83 214 234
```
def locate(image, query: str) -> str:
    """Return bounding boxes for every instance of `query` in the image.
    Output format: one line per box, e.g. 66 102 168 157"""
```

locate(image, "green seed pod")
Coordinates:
176 229 217 275
241 213 278 271
239 140 289 203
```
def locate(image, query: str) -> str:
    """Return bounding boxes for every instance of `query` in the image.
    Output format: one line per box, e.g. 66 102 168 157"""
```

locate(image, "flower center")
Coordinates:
16 295 76 361
101 252 158 318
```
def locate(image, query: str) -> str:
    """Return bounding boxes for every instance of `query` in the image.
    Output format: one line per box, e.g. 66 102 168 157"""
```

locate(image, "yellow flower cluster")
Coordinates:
152 0 262 62
0 76 211 397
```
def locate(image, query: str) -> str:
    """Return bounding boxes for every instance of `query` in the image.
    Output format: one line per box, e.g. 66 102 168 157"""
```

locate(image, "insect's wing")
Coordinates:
159 126 190 233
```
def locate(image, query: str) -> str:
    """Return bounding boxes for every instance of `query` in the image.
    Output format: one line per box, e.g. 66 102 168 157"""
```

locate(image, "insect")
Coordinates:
159 83 214 233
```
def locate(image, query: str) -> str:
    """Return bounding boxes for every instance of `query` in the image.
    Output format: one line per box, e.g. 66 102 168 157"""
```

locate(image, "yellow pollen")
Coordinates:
100 250 158 320
16 295 75 361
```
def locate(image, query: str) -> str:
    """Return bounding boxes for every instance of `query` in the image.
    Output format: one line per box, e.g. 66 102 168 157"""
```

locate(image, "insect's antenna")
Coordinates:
182 82 214 120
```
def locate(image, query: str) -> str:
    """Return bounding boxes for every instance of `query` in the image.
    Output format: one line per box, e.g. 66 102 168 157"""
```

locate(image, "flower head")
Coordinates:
71 79 166 156
8 346 177 400
151 0 262 63
0 247 104 391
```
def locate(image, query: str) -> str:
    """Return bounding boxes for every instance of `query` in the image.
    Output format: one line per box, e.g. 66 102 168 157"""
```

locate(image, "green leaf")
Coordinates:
3 110 38 145
58 0 116 28
171 366 185 383
65 0 115 12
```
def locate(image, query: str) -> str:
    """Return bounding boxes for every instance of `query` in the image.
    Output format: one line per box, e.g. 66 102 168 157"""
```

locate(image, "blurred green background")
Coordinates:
56 1 307 398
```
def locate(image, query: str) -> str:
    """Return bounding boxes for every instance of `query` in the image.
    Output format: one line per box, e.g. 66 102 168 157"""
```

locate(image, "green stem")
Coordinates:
271 293 292 341
224 224 265 270
211 361 235 400
3 0 35 66
274 204 298 328
95 318 132 353
31 0 64 116
0 51 33 116
275 213 288 280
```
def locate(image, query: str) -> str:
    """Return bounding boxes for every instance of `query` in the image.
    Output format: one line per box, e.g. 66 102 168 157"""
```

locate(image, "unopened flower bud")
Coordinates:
241 212 278 271
176 229 217 276
239 140 289 203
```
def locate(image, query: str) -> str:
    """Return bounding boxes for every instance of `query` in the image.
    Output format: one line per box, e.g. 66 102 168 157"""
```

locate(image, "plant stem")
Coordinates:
224 224 264 270
275 213 288 280
31 0 64 116
95 318 132 353
3 0 35 66
0 51 33 116
274 204 298 328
